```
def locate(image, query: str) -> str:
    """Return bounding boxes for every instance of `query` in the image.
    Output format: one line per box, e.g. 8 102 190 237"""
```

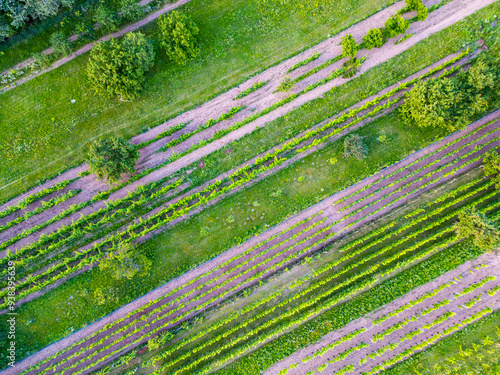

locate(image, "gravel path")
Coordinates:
6 110 500 375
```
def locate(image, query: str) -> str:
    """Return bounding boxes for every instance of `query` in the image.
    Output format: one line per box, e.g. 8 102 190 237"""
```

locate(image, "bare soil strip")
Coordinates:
8 111 500 375
265 253 500 375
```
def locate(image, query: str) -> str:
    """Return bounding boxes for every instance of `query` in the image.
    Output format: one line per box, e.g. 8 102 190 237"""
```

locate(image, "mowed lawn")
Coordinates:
0 0 396 202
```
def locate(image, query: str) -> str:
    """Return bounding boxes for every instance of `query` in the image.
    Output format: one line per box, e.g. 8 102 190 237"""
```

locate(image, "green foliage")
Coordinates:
234 81 268 100
342 134 367 160
0 18 12 42
87 32 155 100
416 3 428 22
400 55 499 132
87 137 139 184
483 151 500 188
93 2 120 33
50 31 71 57
363 28 384 50
120 0 143 22
455 207 499 250
384 14 410 39
98 242 152 280
404 0 422 10
277 76 294 92
158 10 199 65
342 57 361 78
341 33 358 58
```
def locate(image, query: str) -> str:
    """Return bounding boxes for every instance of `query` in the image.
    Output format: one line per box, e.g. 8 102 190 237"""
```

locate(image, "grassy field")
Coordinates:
0 0 398 202
1 2 499 362
381 308 500 374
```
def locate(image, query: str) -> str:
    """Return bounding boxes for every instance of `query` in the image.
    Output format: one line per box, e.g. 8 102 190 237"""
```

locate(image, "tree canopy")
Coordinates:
0 0 75 28
455 207 499 251
87 32 155 100
400 55 499 132
87 137 139 184
158 10 199 65
363 28 384 50
341 34 358 58
384 14 410 38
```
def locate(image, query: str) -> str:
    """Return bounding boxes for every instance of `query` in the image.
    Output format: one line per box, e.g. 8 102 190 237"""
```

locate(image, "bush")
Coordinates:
483 151 500 189
120 0 143 21
404 0 422 11
363 28 384 49
342 134 368 160
341 34 358 58
277 76 294 92
416 3 429 21
98 242 152 280
384 14 410 38
87 32 155 100
50 31 72 57
94 2 120 32
30 52 51 70
455 208 499 251
87 137 139 184
342 57 361 78
158 10 199 64
74 21 96 42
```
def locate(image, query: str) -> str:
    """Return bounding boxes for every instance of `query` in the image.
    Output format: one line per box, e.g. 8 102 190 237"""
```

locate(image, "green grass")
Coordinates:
0 0 399 202
381 308 500 374
0 110 443 367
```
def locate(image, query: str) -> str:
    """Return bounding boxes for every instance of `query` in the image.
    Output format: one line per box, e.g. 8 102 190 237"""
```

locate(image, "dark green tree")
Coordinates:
94 1 119 33
50 31 72 57
87 137 139 184
158 10 199 64
455 207 499 251
87 32 155 100
343 134 368 160
363 28 384 50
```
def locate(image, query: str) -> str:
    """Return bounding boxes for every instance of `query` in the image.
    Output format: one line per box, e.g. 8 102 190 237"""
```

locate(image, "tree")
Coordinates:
93 2 119 33
416 3 428 22
1 0 74 29
0 18 12 42
404 0 422 11
343 134 368 160
87 137 139 184
455 207 499 251
50 31 72 57
363 28 384 50
120 0 142 21
98 242 152 280
384 14 410 38
87 32 155 100
483 151 500 189
341 34 358 58
158 10 199 64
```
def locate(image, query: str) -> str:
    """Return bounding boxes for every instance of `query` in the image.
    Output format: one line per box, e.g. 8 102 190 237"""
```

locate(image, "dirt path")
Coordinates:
6 110 500 375
265 252 500 375
0 0 192 94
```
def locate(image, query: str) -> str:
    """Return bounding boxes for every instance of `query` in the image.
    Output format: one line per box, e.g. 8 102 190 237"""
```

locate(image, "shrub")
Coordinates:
363 28 384 49
404 0 422 11
416 3 428 21
75 21 96 41
50 31 72 57
87 137 139 184
0 19 13 42
483 151 500 189
342 58 361 78
120 0 143 21
158 10 199 64
384 14 410 38
87 32 155 100
340 34 358 58
277 76 294 92
31 52 51 70
94 1 120 32
455 208 499 251
342 134 367 160
99 242 152 280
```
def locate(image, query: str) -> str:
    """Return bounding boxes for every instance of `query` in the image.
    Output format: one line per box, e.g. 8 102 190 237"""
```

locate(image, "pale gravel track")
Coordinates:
265 253 500 375
5 109 499 375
